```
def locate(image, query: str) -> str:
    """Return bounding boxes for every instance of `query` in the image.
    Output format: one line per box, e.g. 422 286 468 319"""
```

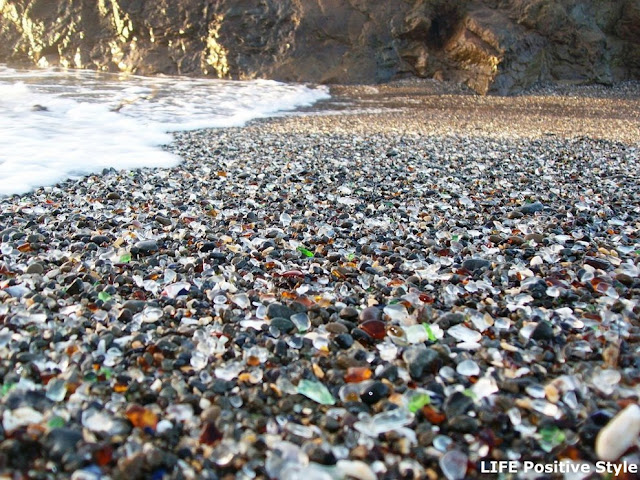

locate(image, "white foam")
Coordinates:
0 65 329 196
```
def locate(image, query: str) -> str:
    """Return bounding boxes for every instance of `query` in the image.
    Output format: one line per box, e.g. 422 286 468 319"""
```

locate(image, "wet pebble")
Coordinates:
134 239 159 253
267 303 295 319
360 381 389 405
403 346 440 379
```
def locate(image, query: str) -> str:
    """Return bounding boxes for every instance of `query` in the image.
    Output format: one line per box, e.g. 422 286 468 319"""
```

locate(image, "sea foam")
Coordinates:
0 66 329 196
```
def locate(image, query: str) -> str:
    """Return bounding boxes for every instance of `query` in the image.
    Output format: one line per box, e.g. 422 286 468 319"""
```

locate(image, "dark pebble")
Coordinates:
531 321 554 341
66 278 84 295
404 346 440 380
378 365 399 382
326 322 349 334
360 382 390 405
584 257 611 271
520 201 544 214
200 242 217 252
307 444 337 465
334 333 354 349
437 312 465 329
134 240 159 253
339 306 359 320
25 263 44 274
448 414 480 432
155 215 172 226
122 300 146 313
90 235 110 245
359 306 382 322
444 391 474 418
270 317 295 333
267 303 295 319
46 429 83 461
462 258 491 272
351 328 373 345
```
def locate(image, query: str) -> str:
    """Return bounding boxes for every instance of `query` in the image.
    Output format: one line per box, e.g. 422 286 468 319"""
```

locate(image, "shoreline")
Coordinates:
0 84 639 478
290 79 640 143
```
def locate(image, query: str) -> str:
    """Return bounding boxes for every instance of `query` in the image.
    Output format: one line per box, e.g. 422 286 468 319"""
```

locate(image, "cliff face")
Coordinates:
1 0 639 94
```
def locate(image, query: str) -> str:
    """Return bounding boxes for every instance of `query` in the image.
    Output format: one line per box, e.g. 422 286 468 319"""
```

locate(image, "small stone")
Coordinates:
520 201 544 214
122 300 146 313
267 303 294 319
82 410 113 433
525 233 545 243
443 392 473 418
616 273 633 286
90 235 110 245
462 258 490 272
270 317 295 333
386 148 399 157
66 278 84 295
134 239 159 253
437 313 465 329
326 322 348 334
403 345 439 379
448 415 479 433
190 351 208 370
46 429 83 461
335 333 354 349
155 215 172 226
26 263 44 274
507 235 525 245
230 293 251 309
595 404 640 461
359 306 382 322
340 307 359 320
531 321 554 341
139 306 163 323
200 242 217 252
162 282 190 298
352 328 374 344
584 257 611 271
360 382 389 405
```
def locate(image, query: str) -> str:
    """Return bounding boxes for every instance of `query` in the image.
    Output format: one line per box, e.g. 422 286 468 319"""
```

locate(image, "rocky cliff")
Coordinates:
1 0 639 94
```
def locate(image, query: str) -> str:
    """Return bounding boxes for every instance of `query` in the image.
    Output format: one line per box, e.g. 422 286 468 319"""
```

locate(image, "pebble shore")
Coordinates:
0 82 639 479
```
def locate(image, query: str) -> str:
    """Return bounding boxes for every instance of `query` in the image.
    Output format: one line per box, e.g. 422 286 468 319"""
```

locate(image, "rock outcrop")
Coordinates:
1 0 639 94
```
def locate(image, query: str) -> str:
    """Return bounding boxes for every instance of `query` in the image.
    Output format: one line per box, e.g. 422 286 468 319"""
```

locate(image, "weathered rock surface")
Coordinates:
1 0 639 94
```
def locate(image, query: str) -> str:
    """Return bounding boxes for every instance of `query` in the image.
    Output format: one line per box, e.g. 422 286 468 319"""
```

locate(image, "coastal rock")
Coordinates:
0 0 638 93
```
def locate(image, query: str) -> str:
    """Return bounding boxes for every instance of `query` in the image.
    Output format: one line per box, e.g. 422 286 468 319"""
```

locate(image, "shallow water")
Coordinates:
0 65 329 196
